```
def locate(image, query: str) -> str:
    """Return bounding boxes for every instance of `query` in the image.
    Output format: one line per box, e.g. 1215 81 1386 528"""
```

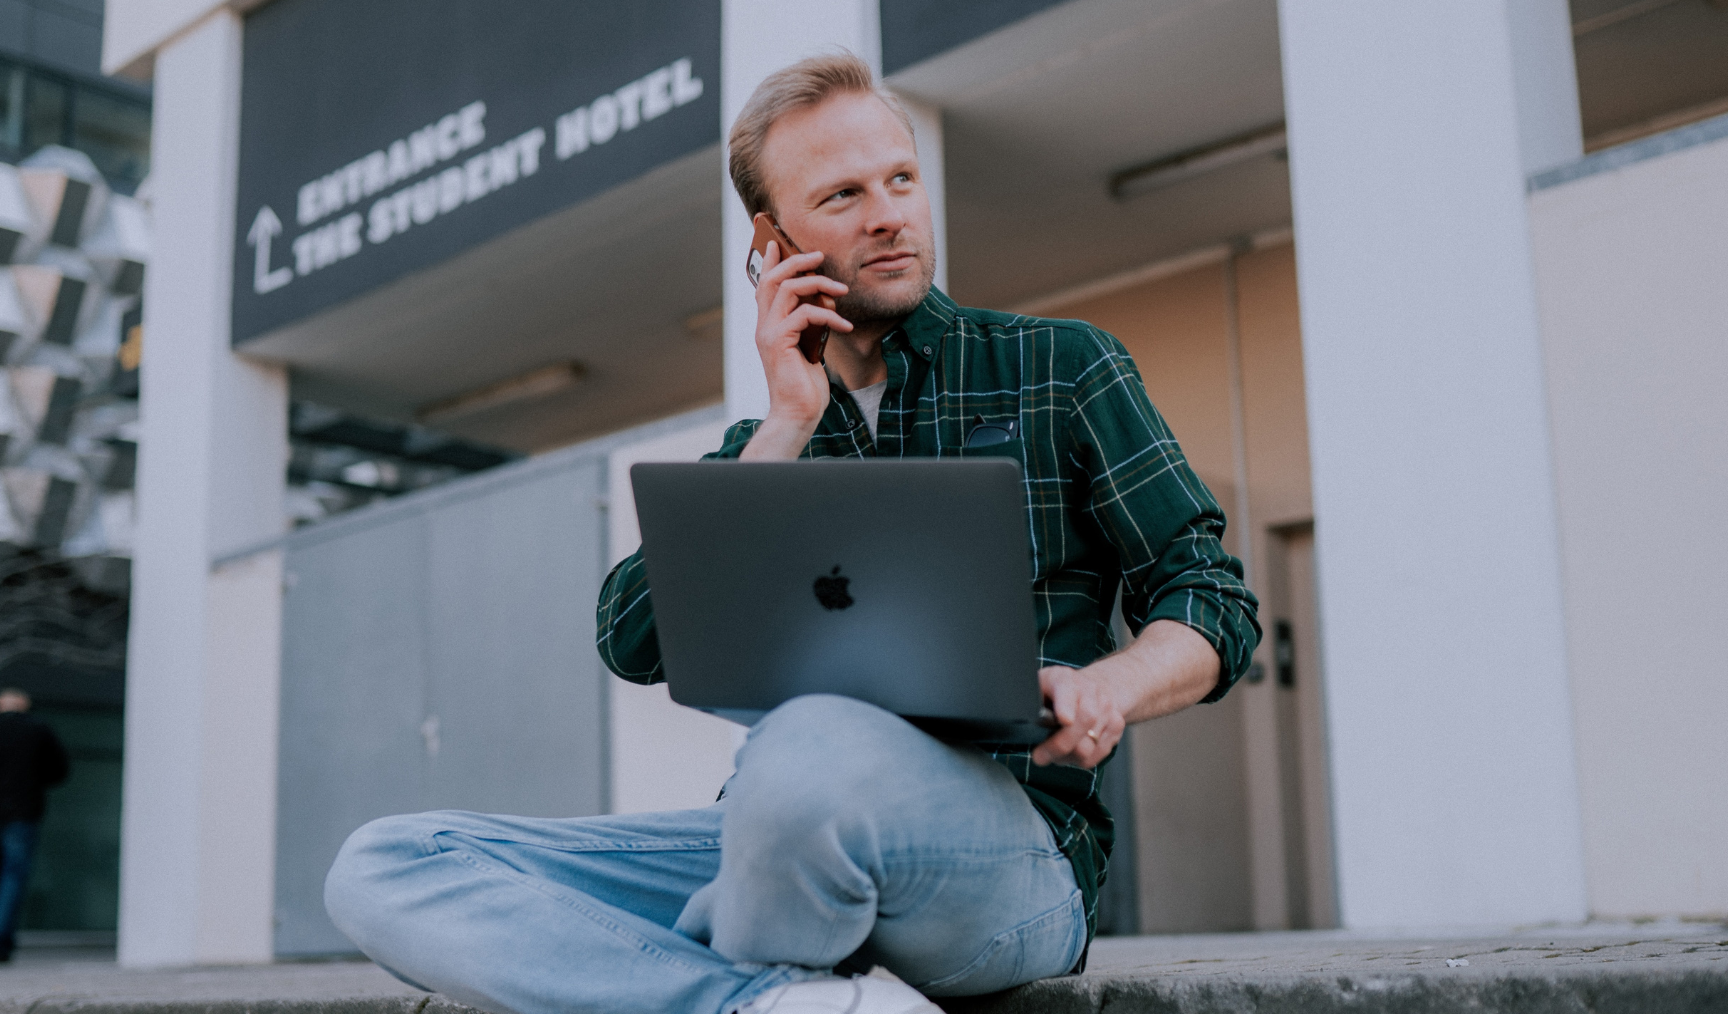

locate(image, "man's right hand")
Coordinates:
740 241 852 461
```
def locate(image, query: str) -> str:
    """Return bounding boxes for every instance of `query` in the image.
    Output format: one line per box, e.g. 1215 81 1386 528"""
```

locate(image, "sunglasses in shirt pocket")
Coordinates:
961 415 1023 463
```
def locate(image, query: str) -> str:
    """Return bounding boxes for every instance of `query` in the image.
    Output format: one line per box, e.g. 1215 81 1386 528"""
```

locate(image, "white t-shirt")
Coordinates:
848 379 889 441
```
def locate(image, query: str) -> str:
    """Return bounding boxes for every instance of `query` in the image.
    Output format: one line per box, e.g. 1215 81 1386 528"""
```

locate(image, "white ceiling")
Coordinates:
890 0 1291 310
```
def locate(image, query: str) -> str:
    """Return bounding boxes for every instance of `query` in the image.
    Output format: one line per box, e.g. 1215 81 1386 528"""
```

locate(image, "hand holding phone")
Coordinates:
747 213 839 365
737 218 852 460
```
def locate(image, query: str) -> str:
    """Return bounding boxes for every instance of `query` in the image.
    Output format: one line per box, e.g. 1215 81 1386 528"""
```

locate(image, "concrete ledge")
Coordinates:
941 968 1728 1014
6 926 1725 1014
941 929 1728 1014
26 1003 457 1014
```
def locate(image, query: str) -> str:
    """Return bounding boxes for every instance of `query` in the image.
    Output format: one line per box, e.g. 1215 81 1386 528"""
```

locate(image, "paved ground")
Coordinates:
3 922 1724 1014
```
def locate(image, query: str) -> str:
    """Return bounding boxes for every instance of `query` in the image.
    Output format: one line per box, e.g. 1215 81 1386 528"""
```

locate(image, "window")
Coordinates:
23 73 67 152
1 65 24 151
0 56 152 194
72 88 151 193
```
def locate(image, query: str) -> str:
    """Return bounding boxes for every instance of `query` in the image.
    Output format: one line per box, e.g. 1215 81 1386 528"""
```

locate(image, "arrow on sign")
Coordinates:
248 206 294 295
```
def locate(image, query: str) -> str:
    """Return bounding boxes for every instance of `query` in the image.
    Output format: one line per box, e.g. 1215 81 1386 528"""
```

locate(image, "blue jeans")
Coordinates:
0 820 41 944
326 694 1087 1014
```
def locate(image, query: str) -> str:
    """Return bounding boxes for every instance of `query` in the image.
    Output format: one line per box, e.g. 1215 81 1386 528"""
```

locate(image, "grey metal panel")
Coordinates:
421 457 608 817
218 403 728 568
276 518 430 955
272 419 632 956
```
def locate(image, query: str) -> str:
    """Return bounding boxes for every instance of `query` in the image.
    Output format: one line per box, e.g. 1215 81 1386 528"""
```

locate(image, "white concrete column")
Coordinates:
605 418 741 815
1507 0 1585 175
119 8 289 967
1277 1 1587 927
897 95 948 295
722 0 882 421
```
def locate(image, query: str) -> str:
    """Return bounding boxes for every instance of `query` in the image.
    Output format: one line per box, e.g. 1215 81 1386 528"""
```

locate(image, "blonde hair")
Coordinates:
727 52 915 218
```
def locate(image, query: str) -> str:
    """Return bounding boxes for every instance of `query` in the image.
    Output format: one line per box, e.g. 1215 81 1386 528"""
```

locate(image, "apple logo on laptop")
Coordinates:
813 565 854 611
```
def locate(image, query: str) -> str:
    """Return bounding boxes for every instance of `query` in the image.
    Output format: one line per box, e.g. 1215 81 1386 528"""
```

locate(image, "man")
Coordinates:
327 54 1257 1014
0 688 71 962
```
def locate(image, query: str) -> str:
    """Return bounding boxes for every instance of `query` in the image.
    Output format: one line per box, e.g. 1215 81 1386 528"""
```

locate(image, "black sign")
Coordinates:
232 0 720 346
880 0 1067 75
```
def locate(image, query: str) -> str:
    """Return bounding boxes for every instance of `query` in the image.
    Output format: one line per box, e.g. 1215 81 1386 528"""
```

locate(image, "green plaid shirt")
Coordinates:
596 287 1260 946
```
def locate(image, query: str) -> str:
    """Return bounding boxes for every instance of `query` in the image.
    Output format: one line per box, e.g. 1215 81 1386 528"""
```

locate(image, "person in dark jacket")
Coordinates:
0 688 70 961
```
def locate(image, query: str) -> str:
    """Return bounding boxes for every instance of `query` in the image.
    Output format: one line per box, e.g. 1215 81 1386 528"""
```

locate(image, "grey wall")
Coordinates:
274 433 615 955
1529 123 1728 918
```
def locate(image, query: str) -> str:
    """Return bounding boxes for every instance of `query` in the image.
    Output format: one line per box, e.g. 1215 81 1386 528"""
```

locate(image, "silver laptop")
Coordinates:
630 459 1050 743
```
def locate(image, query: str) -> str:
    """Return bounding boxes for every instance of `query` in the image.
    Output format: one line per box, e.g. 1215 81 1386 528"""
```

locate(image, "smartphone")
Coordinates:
747 212 834 365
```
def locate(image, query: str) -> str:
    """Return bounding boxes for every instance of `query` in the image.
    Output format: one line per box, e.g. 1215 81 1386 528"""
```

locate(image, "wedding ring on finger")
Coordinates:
1086 727 1102 741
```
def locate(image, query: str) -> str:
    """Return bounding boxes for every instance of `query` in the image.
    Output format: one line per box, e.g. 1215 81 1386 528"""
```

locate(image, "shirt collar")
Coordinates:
883 285 957 361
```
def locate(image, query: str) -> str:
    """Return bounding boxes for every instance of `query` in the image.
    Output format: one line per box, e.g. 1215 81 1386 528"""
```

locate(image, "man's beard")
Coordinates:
824 244 936 324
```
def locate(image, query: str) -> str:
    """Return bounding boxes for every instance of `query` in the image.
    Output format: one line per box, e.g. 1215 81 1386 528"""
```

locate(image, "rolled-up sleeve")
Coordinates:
594 419 762 683
596 552 662 684
1066 329 1262 701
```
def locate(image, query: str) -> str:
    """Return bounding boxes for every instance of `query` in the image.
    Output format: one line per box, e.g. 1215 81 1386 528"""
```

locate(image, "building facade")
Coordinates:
1 0 152 936
97 0 1728 965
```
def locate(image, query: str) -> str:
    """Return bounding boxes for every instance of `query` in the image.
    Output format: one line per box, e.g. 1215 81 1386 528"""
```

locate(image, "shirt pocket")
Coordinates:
959 437 1024 464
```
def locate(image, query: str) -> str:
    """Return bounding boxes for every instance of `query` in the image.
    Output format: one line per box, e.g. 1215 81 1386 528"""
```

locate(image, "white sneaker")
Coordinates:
738 970 941 1014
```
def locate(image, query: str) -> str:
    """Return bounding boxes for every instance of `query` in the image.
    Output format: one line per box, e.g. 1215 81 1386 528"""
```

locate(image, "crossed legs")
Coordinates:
326 695 1084 1014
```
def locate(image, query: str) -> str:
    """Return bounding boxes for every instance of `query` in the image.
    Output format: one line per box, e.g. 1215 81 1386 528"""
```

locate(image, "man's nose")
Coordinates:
861 186 908 236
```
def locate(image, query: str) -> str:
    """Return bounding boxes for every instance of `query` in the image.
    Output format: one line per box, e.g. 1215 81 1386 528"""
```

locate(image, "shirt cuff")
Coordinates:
1140 597 1236 704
